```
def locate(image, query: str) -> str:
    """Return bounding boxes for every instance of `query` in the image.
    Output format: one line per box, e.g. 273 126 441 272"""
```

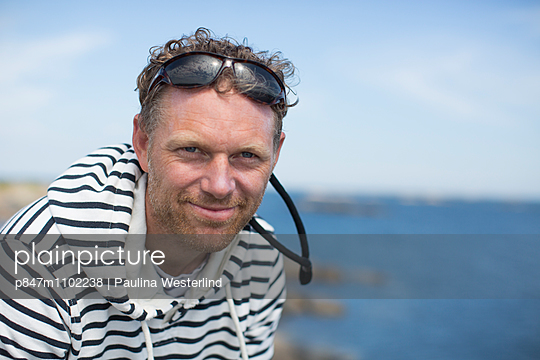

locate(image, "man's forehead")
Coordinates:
150 87 276 147
161 87 275 128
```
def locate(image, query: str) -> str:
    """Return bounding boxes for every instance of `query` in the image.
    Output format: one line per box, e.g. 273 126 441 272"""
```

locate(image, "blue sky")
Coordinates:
1 0 539 200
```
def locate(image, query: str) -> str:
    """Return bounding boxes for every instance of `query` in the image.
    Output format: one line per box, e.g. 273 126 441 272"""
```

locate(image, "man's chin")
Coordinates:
178 233 238 253
184 217 238 234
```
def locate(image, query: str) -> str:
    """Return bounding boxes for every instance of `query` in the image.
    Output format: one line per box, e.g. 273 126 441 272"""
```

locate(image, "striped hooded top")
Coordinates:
0 144 285 360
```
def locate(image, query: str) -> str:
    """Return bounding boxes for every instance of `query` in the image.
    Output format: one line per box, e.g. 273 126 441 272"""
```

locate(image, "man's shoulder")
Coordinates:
226 227 286 303
239 216 279 256
229 219 284 283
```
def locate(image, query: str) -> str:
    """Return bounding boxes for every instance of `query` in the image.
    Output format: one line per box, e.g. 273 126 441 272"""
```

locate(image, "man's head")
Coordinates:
132 29 296 250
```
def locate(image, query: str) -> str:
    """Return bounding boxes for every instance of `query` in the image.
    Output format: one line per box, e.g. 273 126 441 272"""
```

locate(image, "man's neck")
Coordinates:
145 234 208 277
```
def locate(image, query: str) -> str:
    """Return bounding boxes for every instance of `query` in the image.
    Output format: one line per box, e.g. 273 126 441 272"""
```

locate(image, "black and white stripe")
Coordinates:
0 144 285 359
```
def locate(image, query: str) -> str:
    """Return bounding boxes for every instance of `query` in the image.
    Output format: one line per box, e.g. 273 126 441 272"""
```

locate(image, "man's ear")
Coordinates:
132 114 149 172
272 132 286 172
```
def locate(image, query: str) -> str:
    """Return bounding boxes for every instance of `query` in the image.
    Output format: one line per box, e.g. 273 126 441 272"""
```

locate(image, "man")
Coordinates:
0 28 296 359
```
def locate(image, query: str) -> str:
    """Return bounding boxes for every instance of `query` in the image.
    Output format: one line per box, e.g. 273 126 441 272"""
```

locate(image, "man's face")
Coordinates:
133 87 284 252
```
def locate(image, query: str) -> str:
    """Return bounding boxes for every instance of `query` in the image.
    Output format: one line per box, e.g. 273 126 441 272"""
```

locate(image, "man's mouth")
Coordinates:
188 202 237 223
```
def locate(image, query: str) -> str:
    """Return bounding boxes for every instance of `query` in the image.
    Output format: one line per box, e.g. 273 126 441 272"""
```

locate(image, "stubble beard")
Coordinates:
146 163 266 253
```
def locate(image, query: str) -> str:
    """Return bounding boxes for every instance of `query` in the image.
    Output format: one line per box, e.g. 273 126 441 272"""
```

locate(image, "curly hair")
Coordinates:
136 28 297 148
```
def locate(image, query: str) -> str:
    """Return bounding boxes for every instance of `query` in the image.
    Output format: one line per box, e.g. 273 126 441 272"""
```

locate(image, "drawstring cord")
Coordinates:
226 283 249 360
141 320 154 360
140 287 247 360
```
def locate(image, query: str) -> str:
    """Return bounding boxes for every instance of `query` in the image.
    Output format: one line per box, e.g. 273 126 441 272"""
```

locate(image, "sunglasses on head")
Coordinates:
148 51 287 105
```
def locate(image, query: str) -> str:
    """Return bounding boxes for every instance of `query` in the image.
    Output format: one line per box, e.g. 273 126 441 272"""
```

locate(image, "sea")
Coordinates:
1 190 539 359
257 190 540 360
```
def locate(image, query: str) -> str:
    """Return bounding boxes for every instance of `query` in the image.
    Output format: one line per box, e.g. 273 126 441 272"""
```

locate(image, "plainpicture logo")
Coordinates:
13 243 165 274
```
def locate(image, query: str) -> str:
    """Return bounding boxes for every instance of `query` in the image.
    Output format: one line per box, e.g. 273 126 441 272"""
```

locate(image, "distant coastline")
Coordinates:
3 181 540 225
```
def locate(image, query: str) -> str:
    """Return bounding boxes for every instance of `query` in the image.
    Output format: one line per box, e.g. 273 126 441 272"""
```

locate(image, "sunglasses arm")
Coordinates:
249 173 312 285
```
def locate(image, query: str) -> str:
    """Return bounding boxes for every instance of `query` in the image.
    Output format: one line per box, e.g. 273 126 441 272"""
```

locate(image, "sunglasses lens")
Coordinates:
165 55 222 87
159 53 285 105
235 63 284 104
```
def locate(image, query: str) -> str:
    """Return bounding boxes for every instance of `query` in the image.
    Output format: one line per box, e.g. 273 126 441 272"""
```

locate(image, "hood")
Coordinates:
45 144 250 322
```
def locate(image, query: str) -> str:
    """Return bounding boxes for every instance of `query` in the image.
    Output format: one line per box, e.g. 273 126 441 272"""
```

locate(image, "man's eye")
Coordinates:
184 147 198 153
241 152 255 158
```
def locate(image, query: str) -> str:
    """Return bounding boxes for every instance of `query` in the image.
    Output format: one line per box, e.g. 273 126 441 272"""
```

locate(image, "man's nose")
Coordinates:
200 155 236 199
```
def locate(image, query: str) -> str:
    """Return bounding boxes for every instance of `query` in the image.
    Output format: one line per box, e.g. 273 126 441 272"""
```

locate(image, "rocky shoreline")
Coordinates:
273 331 357 360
